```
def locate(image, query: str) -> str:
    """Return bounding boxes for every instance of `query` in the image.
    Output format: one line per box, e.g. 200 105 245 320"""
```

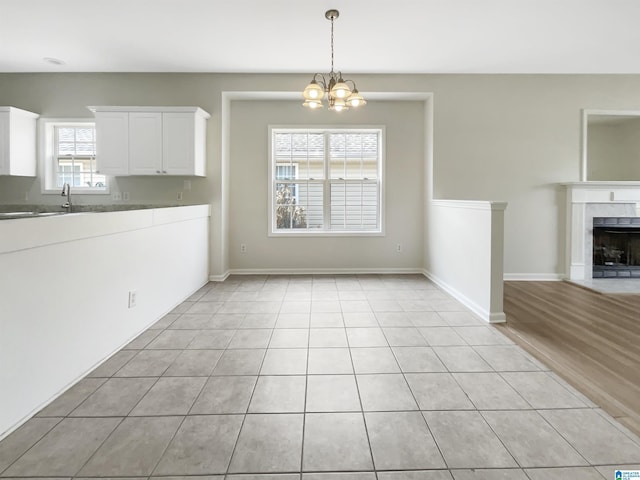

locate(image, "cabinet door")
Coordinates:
0 113 8 175
162 112 195 175
95 112 129 175
129 112 163 175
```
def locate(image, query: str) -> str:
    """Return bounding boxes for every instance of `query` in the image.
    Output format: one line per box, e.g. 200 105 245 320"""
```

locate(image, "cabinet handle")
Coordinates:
156 170 161 174
162 170 167 174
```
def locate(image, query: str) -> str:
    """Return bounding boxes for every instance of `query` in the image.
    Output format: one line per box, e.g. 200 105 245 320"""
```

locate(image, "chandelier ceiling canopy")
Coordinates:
302 9 366 112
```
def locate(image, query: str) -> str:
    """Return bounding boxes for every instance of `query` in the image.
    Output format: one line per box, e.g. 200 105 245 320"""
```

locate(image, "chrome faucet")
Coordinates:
61 183 72 212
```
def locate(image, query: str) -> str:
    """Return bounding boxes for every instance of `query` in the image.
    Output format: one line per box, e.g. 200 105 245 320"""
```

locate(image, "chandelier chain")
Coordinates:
330 15 334 73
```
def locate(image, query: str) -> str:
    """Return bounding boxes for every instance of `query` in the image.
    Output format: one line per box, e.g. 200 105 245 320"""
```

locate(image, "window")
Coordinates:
270 128 383 235
40 119 108 194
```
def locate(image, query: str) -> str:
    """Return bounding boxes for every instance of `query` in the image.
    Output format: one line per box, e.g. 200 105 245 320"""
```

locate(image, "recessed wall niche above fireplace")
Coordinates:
593 217 640 278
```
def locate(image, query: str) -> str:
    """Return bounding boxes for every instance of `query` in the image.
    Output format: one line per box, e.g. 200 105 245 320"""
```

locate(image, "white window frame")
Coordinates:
40 118 110 195
268 126 385 237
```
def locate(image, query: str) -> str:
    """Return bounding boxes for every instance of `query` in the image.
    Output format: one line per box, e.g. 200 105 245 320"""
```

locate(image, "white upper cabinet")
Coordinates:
129 112 163 175
94 111 129 176
89 106 210 177
163 112 206 176
0 107 39 177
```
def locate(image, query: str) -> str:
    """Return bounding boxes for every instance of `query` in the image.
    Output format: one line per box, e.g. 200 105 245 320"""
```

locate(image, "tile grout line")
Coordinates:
439 344 527 470
345 308 378 476
0 416 64 477
61 344 172 477
379 315 450 471
223 279 278 476
65 415 127 477
126 292 216 478
299 309 312 475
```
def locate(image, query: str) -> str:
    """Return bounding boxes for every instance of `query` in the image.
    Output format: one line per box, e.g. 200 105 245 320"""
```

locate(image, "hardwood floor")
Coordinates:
496 281 640 436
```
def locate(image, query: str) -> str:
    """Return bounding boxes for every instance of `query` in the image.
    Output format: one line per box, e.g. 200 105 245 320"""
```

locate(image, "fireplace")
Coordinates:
564 182 640 282
593 217 640 278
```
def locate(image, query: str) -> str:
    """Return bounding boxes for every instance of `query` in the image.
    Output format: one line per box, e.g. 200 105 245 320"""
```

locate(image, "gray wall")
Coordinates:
2 73 640 277
229 99 424 271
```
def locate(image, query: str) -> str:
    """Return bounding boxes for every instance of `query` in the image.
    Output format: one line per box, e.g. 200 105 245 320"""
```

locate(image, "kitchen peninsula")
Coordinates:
0 204 210 437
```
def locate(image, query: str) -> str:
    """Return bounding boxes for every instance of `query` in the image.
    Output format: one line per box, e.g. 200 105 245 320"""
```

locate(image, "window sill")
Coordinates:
269 230 384 238
42 188 110 196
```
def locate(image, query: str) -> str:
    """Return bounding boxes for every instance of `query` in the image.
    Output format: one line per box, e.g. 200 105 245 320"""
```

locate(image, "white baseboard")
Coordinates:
224 267 424 276
209 271 231 282
504 273 565 281
423 269 505 324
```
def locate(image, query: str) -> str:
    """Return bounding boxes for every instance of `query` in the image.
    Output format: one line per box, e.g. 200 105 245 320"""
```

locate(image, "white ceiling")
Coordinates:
2 0 640 74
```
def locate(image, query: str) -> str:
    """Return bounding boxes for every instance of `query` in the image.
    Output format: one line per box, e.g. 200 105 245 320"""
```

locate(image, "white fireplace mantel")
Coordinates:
564 182 640 280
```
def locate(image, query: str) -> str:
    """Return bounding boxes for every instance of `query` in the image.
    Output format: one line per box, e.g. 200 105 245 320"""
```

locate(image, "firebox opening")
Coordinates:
593 217 640 278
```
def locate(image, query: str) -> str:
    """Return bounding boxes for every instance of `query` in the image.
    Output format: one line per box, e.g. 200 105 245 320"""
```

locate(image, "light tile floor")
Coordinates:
2 274 640 479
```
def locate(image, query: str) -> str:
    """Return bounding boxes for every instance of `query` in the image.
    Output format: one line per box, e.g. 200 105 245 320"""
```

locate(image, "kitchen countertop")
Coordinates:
0 204 188 219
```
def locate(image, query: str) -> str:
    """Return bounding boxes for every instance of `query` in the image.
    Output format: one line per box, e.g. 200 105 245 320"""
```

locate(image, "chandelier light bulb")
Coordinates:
303 80 325 101
346 89 366 108
330 98 348 112
331 79 351 99
304 99 323 109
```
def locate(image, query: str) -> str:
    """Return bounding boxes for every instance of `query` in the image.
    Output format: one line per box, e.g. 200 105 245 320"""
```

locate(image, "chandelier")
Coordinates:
302 9 366 112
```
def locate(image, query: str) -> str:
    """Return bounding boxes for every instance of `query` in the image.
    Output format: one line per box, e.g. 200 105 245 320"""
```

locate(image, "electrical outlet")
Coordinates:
177 191 183 201
112 192 122 201
240 243 247 253
128 290 137 308
183 180 192 190
122 192 130 201
396 243 402 253
24 191 29 201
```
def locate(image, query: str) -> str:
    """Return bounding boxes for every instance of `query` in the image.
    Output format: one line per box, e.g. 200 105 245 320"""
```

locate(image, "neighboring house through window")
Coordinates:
275 163 298 199
270 127 384 235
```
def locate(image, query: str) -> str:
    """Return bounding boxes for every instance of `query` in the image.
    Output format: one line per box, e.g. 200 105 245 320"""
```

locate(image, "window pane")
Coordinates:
330 180 379 230
93 175 107 187
275 182 292 205
362 159 378 179
57 128 76 142
274 132 324 180
297 181 324 229
329 132 379 180
75 128 94 142
76 142 95 156
274 181 322 230
275 183 298 229
345 159 361 180
58 143 75 155
276 165 295 179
